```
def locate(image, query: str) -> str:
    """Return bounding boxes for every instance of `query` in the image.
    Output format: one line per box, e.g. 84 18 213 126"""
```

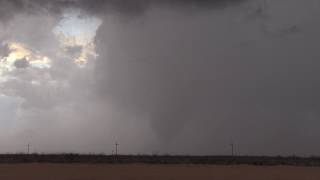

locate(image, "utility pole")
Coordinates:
27 144 30 154
230 143 234 156
115 142 119 156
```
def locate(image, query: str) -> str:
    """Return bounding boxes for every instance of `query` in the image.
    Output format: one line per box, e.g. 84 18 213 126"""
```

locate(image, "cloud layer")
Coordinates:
0 0 246 22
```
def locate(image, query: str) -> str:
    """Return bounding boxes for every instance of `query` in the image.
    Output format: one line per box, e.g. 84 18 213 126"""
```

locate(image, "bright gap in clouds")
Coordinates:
53 10 102 66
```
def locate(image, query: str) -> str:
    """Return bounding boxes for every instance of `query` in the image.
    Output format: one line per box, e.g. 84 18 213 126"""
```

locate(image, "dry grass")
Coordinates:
0 164 320 180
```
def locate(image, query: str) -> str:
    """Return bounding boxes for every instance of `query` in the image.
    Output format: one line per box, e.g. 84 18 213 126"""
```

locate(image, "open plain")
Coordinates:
0 164 320 180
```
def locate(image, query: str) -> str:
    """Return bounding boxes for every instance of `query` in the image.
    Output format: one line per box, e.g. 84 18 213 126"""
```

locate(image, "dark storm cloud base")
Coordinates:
0 0 247 21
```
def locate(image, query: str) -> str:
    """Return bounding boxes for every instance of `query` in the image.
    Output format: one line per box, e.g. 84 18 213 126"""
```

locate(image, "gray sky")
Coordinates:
0 0 320 156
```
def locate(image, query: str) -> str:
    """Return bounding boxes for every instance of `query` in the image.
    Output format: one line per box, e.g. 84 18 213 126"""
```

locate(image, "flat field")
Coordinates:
0 164 319 180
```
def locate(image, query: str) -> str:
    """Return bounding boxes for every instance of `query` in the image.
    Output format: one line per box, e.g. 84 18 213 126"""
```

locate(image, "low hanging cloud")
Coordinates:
14 58 29 69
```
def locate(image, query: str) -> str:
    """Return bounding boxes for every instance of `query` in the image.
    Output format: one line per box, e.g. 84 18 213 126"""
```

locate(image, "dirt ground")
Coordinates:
0 164 320 180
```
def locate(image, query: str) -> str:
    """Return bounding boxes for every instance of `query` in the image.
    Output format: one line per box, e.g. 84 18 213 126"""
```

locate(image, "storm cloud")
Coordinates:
0 0 320 156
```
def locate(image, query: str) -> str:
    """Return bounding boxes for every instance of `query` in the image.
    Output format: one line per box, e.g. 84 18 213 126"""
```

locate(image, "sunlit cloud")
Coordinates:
1 42 51 69
0 42 51 82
